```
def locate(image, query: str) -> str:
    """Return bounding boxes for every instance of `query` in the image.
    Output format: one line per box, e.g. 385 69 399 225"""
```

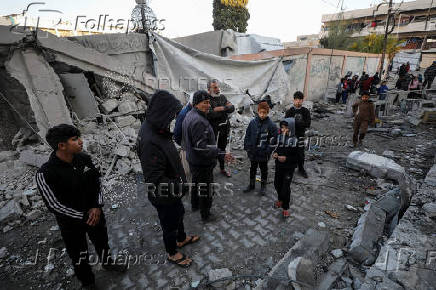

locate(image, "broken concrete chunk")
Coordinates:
208 268 233 289
349 204 386 265
0 247 8 259
0 151 18 163
19 150 49 168
346 151 406 181
425 164 436 186
422 202 436 218
101 99 119 114
0 200 23 224
382 150 395 158
115 115 136 128
118 100 138 114
114 145 130 157
331 249 344 258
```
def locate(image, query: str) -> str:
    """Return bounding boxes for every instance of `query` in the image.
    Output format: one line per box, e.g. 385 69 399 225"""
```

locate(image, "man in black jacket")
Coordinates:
207 79 235 177
137 90 200 268
182 90 232 221
285 91 311 178
36 124 126 289
424 61 436 89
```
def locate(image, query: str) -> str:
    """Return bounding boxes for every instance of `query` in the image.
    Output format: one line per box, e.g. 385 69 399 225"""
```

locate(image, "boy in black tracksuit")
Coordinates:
273 118 299 218
36 124 126 289
285 91 311 178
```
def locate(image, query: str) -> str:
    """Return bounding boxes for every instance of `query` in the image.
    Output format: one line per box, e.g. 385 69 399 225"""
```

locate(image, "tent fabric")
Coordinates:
149 32 291 108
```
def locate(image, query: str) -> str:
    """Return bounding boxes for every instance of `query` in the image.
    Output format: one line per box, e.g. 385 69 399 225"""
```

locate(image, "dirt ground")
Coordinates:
1 102 435 289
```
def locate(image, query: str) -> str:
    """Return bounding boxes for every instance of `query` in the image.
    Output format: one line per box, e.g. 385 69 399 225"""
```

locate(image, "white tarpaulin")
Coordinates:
149 33 290 107
392 50 421 72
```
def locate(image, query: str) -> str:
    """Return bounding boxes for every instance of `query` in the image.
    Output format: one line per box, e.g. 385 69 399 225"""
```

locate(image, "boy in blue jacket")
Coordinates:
272 118 299 218
243 101 278 195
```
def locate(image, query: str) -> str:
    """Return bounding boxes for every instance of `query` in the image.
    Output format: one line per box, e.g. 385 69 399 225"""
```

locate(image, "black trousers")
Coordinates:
249 160 268 182
190 164 214 218
274 166 296 210
153 200 186 256
213 124 229 170
57 213 110 286
296 144 305 171
423 76 434 89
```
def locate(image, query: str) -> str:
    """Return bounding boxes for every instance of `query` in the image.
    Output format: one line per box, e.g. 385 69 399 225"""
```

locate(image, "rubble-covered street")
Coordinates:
1 98 435 289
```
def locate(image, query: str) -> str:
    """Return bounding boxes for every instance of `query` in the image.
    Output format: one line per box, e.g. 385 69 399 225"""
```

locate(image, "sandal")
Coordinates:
177 235 200 248
167 253 192 268
274 201 283 209
221 169 231 178
283 210 290 218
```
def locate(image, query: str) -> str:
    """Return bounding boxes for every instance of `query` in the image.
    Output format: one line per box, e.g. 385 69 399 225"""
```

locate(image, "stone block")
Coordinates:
0 200 23 224
349 204 386 265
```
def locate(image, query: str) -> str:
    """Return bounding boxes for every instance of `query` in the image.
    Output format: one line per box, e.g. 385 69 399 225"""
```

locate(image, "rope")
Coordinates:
0 90 51 148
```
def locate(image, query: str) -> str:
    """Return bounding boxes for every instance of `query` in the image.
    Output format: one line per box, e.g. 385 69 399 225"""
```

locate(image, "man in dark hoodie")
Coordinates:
137 90 200 268
207 79 235 177
182 90 232 222
285 91 311 178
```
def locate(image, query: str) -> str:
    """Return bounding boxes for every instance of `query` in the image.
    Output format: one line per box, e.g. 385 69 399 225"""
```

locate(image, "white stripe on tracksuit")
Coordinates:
36 173 84 219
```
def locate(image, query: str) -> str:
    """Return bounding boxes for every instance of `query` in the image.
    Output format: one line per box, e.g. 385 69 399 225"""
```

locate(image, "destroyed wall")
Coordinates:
231 48 382 102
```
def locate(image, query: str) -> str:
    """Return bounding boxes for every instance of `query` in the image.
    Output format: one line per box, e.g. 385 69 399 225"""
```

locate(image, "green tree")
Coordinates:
349 33 401 62
320 17 352 50
213 0 250 33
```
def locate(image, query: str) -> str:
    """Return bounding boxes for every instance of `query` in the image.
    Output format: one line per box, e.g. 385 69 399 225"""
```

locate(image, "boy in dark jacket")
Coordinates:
137 90 200 268
273 118 299 218
37 124 126 289
285 91 311 178
243 101 278 195
352 90 376 147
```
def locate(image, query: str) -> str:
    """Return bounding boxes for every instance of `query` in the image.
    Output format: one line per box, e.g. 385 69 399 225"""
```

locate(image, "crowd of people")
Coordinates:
34 78 390 287
336 71 382 104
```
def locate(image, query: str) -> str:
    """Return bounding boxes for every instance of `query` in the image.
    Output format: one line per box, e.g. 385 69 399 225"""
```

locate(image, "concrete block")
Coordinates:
423 202 436 218
118 100 138 114
115 116 136 128
346 151 406 181
0 151 18 163
349 204 386 265
101 99 119 114
425 164 436 186
208 268 234 289
374 188 401 220
0 200 23 224
19 150 49 168
59 73 100 119
315 258 347 290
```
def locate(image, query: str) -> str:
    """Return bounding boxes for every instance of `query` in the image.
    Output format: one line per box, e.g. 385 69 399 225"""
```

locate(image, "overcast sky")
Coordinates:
0 0 412 42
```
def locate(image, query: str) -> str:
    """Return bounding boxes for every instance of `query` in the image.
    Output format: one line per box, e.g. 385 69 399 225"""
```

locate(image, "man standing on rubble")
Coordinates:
207 79 235 177
285 91 311 178
137 90 200 268
36 124 127 289
183 90 233 222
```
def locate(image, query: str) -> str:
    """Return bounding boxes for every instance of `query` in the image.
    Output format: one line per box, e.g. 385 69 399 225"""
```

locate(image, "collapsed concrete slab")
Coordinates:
5 49 73 138
349 204 386 265
59 73 100 120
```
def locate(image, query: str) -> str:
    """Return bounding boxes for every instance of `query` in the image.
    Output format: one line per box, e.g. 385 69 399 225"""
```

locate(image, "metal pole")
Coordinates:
379 0 393 77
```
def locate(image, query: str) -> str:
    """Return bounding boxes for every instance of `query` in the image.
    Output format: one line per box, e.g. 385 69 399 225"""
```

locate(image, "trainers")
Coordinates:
274 200 283 208
282 210 290 218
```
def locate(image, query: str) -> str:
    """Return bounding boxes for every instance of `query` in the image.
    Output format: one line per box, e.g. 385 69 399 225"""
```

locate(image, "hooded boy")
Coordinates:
272 118 299 218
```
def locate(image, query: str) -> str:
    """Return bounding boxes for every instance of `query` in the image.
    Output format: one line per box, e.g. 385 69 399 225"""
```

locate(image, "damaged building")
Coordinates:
0 22 436 290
